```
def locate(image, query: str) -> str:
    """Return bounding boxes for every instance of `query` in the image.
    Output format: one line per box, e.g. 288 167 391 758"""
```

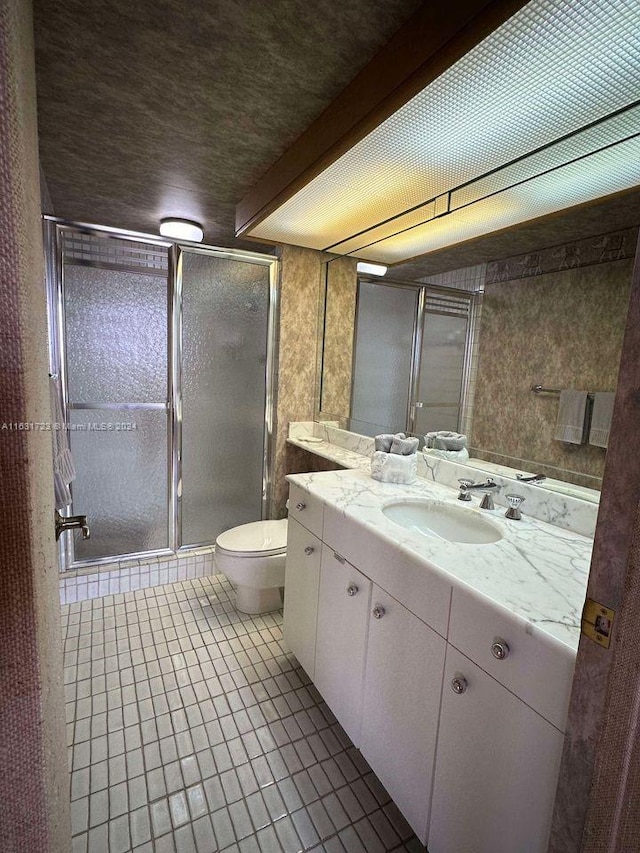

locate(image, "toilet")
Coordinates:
214 518 288 614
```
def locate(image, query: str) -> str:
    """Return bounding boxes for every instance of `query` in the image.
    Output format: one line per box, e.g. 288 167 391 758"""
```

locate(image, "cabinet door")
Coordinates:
283 518 322 678
314 546 372 745
429 646 565 853
360 587 446 845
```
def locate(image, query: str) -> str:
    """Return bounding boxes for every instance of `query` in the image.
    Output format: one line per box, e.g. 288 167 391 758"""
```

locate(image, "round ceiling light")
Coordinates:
159 218 204 242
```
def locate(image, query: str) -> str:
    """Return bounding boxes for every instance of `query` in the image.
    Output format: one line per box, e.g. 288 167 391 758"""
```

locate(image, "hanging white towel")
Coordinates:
589 392 615 448
50 376 76 509
554 390 588 444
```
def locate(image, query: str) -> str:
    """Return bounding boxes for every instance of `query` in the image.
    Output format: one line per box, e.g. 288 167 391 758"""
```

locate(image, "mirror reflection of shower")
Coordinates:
319 261 473 440
45 220 277 569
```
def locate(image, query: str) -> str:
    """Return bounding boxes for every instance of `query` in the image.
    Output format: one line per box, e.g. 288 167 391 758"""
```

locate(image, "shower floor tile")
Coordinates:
61 575 425 853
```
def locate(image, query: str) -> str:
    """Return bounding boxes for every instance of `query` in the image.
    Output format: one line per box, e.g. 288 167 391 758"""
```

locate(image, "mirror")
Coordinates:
317 226 638 497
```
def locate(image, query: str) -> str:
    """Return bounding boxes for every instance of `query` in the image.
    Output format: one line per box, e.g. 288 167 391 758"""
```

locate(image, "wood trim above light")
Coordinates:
235 0 529 238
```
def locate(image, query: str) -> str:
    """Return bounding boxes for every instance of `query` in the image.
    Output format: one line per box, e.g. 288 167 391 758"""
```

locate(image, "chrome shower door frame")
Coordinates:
171 243 279 552
350 274 475 437
45 217 279 571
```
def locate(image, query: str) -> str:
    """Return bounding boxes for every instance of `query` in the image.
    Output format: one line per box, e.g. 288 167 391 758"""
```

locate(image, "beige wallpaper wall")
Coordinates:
271 245 341 516
471 230 637 488
319 256 358 419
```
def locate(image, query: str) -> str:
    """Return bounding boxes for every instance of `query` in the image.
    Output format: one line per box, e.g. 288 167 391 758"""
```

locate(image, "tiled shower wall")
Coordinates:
59 549 217 605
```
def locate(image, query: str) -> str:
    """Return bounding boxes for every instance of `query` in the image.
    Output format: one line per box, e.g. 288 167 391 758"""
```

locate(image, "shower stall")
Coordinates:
45 219 278 571
349 278 475 437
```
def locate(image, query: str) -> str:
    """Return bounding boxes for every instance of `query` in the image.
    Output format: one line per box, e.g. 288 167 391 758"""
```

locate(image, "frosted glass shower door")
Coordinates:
63 260 169 561
180 251 271 546
414 311 469 435
350 282 418 436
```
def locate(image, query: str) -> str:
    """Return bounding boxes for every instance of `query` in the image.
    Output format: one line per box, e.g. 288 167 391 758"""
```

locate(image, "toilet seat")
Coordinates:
215 518 287 558
214 518 288 615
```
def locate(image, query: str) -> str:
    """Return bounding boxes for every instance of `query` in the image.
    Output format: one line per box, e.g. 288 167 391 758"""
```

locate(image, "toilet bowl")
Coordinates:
214 518 288 614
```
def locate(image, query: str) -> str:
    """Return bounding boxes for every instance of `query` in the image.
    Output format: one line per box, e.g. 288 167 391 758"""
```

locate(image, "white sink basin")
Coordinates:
382 499 503 544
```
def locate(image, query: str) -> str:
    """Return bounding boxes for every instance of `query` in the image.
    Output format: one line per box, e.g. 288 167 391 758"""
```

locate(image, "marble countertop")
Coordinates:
287 434 371 471
287 422 598 538
287 468 593 654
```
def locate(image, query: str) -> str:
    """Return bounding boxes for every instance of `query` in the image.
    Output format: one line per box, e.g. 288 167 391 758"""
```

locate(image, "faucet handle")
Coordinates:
457 479 473 501
505 494 525 520
479 491 496 510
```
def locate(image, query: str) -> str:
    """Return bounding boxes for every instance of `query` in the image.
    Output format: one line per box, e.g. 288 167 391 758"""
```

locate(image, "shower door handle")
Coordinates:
55 510 91 541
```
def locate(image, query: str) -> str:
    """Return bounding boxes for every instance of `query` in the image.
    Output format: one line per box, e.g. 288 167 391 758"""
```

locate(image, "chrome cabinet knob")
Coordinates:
372 605 386 619
491 640 510 660
333 552 346 564
296 502 306 511
347 583 359 596
304 546 315 555
451 676 468 694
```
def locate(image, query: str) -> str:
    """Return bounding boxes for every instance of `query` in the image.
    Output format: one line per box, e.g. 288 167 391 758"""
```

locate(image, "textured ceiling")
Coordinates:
33 0 640 272
33 0 422 249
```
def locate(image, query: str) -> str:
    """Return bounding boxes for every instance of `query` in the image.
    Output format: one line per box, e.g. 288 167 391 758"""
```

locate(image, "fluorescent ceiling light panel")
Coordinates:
359 135 640 263
247 0 640 263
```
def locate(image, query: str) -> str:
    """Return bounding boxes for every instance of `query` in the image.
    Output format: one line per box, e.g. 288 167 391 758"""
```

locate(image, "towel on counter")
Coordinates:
50 375 76 509
390 435 419 456
373 432 407 453
425 430 468 451
554 389 588 444
370 451 417 484
374 432 405 452
589 392 615 448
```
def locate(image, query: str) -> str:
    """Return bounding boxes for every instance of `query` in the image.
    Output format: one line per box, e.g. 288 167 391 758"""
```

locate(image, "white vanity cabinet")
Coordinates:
314 547 372 745
360 587 446 844
283 517 322 678
283 476 577 853
428 645 565 853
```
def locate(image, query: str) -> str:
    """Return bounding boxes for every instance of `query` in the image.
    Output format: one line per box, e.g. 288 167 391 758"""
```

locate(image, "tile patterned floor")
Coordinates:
62 574 426 853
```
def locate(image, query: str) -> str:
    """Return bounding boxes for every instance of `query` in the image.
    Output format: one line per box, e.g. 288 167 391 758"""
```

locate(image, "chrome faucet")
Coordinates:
457 478 499 510
516 473 547 484
55 510 90 541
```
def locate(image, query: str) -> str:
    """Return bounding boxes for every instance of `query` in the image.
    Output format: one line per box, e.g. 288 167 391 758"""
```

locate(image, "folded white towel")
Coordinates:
589 392 615 448
371 451 417 484
425 431 468 451
390 435 419 456
374 432 405 452
554 390 588 444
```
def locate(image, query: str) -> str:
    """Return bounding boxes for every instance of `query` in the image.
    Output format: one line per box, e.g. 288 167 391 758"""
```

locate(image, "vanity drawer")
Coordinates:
288 482 324 539
448 586 576 731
